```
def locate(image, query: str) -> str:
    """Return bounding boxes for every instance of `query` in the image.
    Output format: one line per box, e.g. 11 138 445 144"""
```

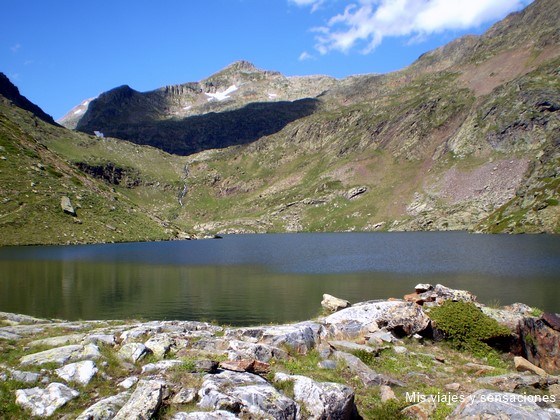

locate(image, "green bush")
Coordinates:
428 301 511 355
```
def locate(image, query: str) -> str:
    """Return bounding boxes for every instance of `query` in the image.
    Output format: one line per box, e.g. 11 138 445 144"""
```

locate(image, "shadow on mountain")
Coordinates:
77 98 319 156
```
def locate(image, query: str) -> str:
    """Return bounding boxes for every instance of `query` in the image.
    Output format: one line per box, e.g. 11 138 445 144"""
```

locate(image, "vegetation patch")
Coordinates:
428 300 511 356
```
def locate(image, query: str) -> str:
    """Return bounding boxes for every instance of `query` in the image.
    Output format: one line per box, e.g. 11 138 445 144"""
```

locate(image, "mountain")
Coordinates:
59 61 337 155
0 75 190 245
0 73 57 125
5 0 560 244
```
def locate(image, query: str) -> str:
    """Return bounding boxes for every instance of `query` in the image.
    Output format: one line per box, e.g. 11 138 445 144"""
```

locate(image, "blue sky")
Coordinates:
2 0 532 120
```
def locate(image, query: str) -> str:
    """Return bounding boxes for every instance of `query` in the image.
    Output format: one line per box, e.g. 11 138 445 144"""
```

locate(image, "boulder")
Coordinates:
76 391 131 420
141 359 183 374
323 300 429 339
144 334 174 359
405 284 477 305
328 340 380 354
451 389 560 419
118 376 138 390
197 370 297 418
334 351 405 387
380 385 397 402
118 342 150 363
172 388 197 404
225 321 323 354
345 186 368 199
275 372 357 419
113 379 165 420
8 369 41 384
519 317 560 374
321 294 351 312
15 382 79 417
61 196 76 216
20 343 101 366
28 333 84 347
543 313 560 332
227 339 287 362
476 373 551 392
55 360 98 385
515 356 548 377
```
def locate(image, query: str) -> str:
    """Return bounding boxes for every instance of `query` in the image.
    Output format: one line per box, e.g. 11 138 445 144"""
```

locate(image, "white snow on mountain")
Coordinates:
205 85 238 102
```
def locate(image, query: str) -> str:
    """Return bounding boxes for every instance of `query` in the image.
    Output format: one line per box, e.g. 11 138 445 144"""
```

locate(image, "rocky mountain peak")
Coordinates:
0 72 57 125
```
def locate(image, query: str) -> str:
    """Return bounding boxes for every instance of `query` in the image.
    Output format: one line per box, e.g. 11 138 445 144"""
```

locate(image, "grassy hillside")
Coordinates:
0 98 184 246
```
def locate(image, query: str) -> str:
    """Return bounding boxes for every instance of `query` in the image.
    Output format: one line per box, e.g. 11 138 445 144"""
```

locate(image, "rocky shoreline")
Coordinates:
1 284 559 419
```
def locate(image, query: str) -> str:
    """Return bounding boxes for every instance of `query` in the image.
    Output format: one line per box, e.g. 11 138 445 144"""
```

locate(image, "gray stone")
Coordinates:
345 186 368 199
452 389 559 419
328 340 379 354
61 196 77 216
226 321 323 354
321 294 351 312
28 333 84 347
9 369 41 383
477 373 548 392
393 345 408 354
144 334 174 359
380 385 396 402
334 351 405 387
198 370 297 418
172 388 198 404
0 311 49 324
55 360 98 385
368 330 397 343
76 391 131 420
113 379 165 420
318 360 338 370
20 343 101 366
227 339 287 362
275 372 357 419
414 284 433 293
83 334 116 346
118 376 138 390
118 342 149 363
16 382 79 417
141 359 183 374
323 300 429 339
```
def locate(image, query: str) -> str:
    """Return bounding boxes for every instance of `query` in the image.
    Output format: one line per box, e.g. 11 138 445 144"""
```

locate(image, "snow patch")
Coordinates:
183 105 192 110
268 93 278 99
73 109 83 115
205 85 238 102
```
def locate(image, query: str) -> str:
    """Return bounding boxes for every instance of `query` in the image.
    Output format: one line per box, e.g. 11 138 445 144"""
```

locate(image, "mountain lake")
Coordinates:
0 232 559 325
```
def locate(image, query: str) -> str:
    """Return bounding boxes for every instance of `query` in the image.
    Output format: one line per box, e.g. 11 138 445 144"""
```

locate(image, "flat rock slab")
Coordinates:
328 340 380 354
198 370 297 418
28 333 84 348
118 342 149 363
55 360 98 385
113 379 165 420
76 391 131 420
16 382 79 417
20 343 101 366
334 351 405 387
452 389 560 419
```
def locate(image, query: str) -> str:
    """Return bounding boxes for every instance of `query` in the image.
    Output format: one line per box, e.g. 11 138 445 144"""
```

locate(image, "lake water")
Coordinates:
0 232 559 325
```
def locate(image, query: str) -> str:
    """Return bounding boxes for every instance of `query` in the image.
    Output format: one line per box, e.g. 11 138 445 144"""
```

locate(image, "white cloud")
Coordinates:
10 43 21 53
289 0 324 13
299 51 314 61
299 0 533 54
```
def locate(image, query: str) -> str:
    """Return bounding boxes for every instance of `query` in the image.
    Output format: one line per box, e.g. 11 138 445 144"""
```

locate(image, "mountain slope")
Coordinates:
0 78 189 246
30 0 560 237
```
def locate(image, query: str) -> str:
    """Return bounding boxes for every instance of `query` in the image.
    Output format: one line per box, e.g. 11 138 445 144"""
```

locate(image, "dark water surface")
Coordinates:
0 232 559 325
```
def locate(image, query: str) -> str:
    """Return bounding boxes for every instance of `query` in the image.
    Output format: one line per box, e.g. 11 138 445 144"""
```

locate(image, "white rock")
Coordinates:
321 294 351 312
141 360 183 374
118 376 139 390
76 391 131 420
113 379 165 420
172 411 238 419
20 343 101 366
144 334 174 359
55 360 98 385
118 342 149 363
16 382 79 417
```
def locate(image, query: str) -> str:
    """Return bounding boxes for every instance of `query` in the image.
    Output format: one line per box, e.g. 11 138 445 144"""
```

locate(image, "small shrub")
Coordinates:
530 307 544 317
428 300 511 355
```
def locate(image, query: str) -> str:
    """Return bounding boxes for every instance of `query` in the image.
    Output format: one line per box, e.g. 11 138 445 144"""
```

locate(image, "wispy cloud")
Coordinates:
298 51 314 61
10 43 21 53
295 0 533 55
288 0 324 13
